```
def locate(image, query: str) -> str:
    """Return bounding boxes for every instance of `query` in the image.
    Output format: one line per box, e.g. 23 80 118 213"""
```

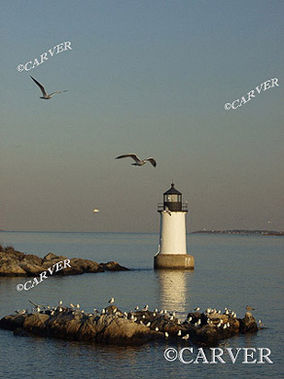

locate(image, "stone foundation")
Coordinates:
154 254 194 269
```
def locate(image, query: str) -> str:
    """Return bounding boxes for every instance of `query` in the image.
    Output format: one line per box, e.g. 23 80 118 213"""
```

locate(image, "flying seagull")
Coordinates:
30 75 68 99
115 154 157 167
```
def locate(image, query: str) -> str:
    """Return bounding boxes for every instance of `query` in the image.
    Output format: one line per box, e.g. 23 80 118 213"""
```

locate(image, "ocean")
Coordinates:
0 231 283 379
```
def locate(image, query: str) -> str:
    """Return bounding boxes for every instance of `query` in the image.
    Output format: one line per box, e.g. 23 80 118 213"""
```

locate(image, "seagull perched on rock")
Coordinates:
30 76 68 100
108 297 115 304
115 154 157 167
15 309 26 315
246 305 255 311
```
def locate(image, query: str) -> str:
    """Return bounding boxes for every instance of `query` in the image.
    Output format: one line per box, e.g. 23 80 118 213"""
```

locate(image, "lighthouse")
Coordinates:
154 183 194 269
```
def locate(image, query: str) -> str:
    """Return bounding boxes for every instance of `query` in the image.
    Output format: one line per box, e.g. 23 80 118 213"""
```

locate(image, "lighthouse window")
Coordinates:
167 194 178 202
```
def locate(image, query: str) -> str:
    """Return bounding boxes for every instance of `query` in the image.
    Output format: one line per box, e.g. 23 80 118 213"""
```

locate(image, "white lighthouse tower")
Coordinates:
154 183 194 269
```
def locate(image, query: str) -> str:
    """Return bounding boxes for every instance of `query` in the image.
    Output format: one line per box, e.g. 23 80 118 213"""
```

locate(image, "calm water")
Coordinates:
0 231 283 379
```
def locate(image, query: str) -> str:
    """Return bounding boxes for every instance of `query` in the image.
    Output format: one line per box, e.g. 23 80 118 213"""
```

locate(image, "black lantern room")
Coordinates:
162 182 187 212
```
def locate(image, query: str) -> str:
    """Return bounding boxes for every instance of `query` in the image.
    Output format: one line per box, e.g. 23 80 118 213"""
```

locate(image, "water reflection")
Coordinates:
157 270 193 317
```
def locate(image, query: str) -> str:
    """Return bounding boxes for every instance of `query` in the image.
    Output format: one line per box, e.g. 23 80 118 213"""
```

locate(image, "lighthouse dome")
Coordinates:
163 182 183 211
164 182 182 196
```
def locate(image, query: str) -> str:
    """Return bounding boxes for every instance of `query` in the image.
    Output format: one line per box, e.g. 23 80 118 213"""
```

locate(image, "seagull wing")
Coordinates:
115 154 141 163
30 76 47 96
145 157 157 167
49 90 68 97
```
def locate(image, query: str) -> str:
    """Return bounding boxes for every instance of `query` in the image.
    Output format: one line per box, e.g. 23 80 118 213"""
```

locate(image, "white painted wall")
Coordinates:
159 211 187 255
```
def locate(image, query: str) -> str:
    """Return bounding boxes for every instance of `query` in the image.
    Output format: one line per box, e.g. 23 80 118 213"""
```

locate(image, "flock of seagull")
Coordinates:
15 299 263 340
30 76 157 168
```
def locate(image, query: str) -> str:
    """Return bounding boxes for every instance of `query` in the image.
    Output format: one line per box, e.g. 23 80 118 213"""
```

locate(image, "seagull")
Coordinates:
246 305 255 311
194 307 200 311
164 332 169 338
182 334 189 340
93 209 100 213
108 298 115 304
15 309 26 315
155 327 159 332
30 76 68 100
165 205 172 216
115 154 157 167
177 330 182 336
142 305 149 311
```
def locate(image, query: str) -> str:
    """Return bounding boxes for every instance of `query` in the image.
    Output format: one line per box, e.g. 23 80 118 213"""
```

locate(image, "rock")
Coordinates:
100 261 129 271
0 246 128 277
43 252 58 261
0 306 259 347
239 312 258 333
19 263 44 276
13 328 31 337
0 262 27 276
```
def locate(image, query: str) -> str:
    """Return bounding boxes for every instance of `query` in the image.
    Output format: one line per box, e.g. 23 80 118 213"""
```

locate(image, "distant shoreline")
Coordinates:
192 230 284 236
0 229 283 236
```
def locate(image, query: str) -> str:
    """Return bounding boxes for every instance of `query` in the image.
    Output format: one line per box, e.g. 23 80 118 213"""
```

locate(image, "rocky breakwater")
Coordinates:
0 246 128 276
0 303 261 347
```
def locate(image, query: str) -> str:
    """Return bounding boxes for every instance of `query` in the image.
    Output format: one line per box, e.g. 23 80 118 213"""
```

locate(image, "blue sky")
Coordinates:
1 0 283 232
